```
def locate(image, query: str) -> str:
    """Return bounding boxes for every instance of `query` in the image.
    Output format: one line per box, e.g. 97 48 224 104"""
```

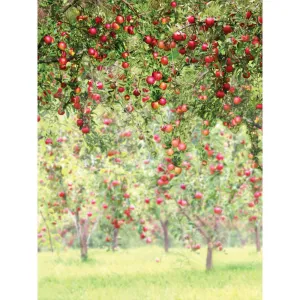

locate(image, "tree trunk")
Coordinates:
206 242 213 271
255 225 261 252
160 220 169 253
75 212 88 260
81 219 89 259
112 228 119 251
236 227 247 247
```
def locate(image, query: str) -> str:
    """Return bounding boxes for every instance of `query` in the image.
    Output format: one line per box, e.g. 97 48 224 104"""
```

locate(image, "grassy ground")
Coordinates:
38 246 262 300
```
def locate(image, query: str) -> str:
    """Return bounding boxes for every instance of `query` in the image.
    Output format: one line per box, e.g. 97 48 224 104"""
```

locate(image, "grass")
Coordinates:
38 246 262 300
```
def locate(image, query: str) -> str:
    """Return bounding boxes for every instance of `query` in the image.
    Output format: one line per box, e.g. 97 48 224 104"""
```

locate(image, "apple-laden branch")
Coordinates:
38 50 85 64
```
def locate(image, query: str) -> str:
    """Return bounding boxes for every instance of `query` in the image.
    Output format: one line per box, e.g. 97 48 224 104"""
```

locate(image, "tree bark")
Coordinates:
112 228 119 251
160 220 169 253
206 242 213 271
255 225 261 252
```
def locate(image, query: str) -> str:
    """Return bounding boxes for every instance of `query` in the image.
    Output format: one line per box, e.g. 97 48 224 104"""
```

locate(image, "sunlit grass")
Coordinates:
38 246 262 300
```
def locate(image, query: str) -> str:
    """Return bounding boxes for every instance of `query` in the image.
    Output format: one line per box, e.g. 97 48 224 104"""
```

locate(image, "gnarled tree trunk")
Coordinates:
255 225 261 252
112 228 119 251
206 242 213 271
160 220 169 252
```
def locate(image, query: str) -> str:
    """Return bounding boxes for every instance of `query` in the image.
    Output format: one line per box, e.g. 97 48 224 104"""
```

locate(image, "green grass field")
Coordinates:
38 246 262 300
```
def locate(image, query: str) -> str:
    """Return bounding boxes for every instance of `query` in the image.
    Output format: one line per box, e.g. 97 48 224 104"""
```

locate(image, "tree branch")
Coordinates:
87 214 101 246
244 118 262 129
40 210 54 252
38 50 84 64
61 0 80 14
180 209 209 242
120 0 140 17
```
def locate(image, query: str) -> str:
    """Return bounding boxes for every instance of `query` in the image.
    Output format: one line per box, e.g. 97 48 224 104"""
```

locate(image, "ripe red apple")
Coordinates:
246 11 252 19
116 15 125 24
187 40 197 50
156 198 163 205
144 35 152 44
216 153 224 161
161 56 168 65
223 104 231 111
258 16 263 24
88 48 96 56
43 35 53 44
223 25 232 34
172 31 186 42
214 207 222 215
76 119 83 127
202 129 209 136
88 27 97 35
226 65 234 72
82 126 90 134
216 164 224 171
205 17 215 27
187 15 195 23
216 90 225 98
146 76 156 85
100 35 108 43
233 97 242 105
95 16 102 24
122 61 129 68
202 43 209 51
194 192 203 199
58 191 65 198
178 143 187 151
223 83 231 91
158 97 167 106
152 71 163 81
58 41 67 51
244 170 251 176
127 26 134 34
180 184 186 190
254 191 262 198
